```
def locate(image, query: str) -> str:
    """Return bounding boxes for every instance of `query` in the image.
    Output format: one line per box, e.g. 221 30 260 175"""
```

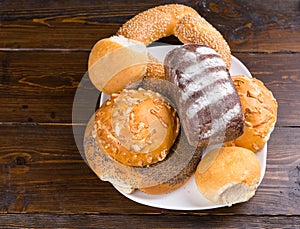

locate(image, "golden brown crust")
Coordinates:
175 14 231 69
95 88 180 167
139 175 189 194
88 36 148 94
195 147 261 204
117 4 199 45
144 54 165 79
117 4 231 71
140 183 182 195
84 113 203 194
225 75 278 152
88 38 122 68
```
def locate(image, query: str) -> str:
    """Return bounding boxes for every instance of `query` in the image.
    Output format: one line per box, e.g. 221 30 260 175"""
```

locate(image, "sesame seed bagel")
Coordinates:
175 14 231 69
117 4 231 70
144 53 165 80
117 4 199 46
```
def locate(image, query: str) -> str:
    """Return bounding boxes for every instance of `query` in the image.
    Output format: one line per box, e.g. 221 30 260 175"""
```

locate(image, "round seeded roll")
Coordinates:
84 88 206 194
225 75 278 152
94 88 180 167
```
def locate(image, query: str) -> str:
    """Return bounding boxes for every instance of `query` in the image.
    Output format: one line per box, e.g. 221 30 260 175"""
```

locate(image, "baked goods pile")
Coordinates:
84 4 278 207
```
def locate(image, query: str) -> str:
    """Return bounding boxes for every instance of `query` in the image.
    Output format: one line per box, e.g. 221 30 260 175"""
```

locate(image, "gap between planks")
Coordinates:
0 122 298 128
0 122 86 126
0 48 299 55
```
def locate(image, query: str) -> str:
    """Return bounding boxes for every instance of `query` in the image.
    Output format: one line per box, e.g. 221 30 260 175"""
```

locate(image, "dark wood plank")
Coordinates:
1 51 299 126
204 126 300 215
233 52 300 127
0 124 160 214
0 0 299 226
0 124 299 214
1 0 299 52
0 214 299 228
196 0 300 52
0 50 95 124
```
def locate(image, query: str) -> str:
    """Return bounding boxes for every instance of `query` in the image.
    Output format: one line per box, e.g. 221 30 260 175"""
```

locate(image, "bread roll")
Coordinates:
94 88 180 167
225 75 278 152
164 44 244 147
85 121 203 194
195 147 261 206
88 35 148 94
84 88 204 194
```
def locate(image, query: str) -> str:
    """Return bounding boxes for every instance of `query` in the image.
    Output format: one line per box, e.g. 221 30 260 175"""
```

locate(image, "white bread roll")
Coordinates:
225 75 278 152
88 35 148 94
195 147 261 206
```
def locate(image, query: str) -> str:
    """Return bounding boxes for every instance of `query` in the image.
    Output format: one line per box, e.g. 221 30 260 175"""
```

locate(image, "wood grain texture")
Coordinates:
1 0 299 52
0 125 299 215
234 52 300 127
0 214 300 228
1 0 299 226
0 124 160 214
1 50 299 126
0 50 93 124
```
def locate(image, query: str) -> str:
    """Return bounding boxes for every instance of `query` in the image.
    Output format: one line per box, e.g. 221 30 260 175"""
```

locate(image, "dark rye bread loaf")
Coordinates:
164 44 244 147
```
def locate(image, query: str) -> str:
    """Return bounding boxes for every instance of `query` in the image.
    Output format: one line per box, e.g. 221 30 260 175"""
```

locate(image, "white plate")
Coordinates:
101 45 267 210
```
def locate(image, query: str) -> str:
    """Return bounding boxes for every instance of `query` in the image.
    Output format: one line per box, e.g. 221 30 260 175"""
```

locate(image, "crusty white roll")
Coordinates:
225 75 278 152
195 147 261 206
117 4 231 69
88 35 148 94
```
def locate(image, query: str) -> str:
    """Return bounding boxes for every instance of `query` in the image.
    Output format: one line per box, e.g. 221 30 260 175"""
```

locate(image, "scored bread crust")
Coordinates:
164 44 244 147
225 75 278 152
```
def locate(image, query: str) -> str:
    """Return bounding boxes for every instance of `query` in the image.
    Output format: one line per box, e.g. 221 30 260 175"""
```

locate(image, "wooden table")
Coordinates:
1 0 299 228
